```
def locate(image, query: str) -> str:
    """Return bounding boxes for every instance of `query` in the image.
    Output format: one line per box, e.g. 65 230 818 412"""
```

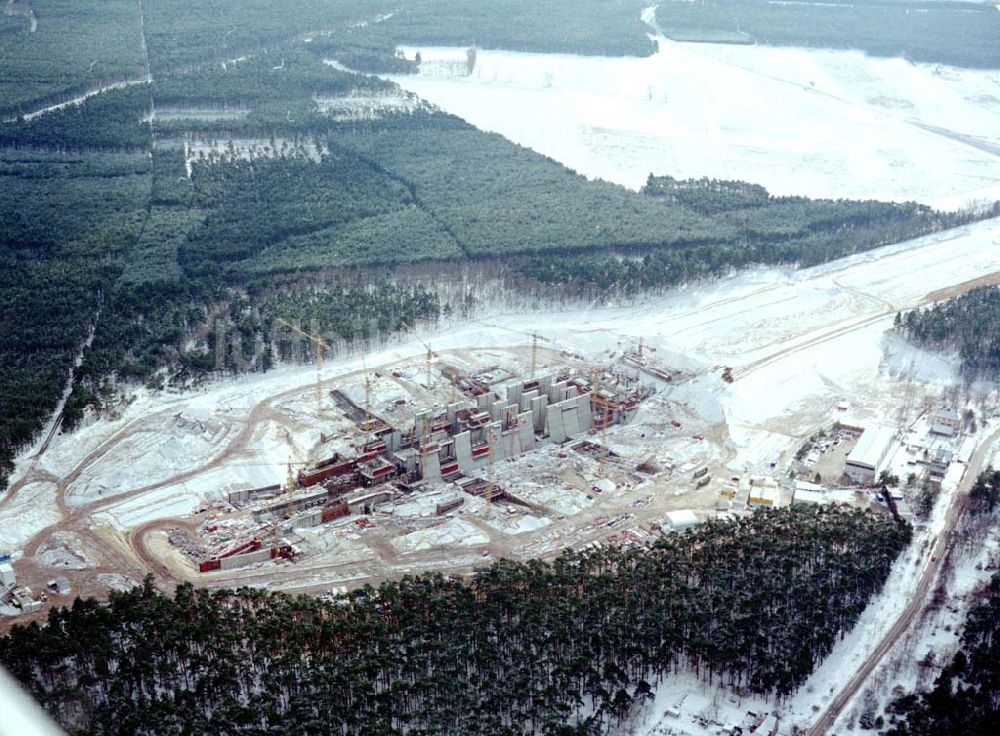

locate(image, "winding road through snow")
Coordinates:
807 426 1000 735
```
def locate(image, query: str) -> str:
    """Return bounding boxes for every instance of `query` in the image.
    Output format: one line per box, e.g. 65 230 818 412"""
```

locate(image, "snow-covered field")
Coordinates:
64 410 233 507
388 40 1000 208
0 482 60 553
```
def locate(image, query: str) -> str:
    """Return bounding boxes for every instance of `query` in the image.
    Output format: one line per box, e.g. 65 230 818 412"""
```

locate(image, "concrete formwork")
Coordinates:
530 395 548 432
415 410 433 438
577 393 593 432
545 393 593 443
454 431 474 473
447 401 467 430
386 429 402 453
219 548 271 571
537 375 553 396
548 404 567 444
422 448 442 482
517 412 535 451
506 382 523 407
562 404 581 438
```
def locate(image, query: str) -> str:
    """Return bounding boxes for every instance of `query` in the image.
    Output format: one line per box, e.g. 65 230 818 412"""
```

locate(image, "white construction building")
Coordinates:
661 509 699 533
844 426 896 484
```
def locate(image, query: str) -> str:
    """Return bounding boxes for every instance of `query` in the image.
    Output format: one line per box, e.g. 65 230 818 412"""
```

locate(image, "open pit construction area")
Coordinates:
2 216 1000 629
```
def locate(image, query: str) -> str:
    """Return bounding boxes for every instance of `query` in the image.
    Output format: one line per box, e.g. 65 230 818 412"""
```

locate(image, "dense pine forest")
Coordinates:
969 467 1000 515
0 0 145 116
520 176 987 294
896 286 1000 381
0 507 910 735
878 469 1000 734
883 572 1000 734
0 0 997 494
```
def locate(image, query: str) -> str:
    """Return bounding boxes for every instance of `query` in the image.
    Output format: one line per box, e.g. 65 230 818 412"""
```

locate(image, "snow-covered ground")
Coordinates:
834 516 1000 733
3 216 998 546
391 518 488 554
92 483 202 532
36 532 100 570
64 410 233 507
0 482 60 553
1 216 997 732
387 40 1000 208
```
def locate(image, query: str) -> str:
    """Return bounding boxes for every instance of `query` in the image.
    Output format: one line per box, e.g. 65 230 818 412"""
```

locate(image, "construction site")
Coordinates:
2 329 733 620
3 218 999 628
169 339 665 577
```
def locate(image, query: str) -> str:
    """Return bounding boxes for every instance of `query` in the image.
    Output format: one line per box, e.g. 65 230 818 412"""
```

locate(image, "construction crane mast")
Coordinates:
275 318 329 415
485 426 497 517
360 351 373 431
529 332 551 377
473 321 550 376
286 461 297 518
627 336 655 360
591 368 609 478
418 409 433 480
416 339 437 388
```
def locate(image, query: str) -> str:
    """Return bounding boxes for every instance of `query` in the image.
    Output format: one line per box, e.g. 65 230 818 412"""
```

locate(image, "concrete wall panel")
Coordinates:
455 431 473 473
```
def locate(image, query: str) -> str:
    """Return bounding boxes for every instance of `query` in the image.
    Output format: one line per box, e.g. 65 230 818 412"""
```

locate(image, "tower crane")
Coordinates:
529 332 550 377
414 337 463 402
626 336 655 360
274 317 329 416
285 460 297 518
591 367 609 478
417 408 433 481
474 321 551 376
415 338 437 389
484 425 497 517
359 351 374 432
